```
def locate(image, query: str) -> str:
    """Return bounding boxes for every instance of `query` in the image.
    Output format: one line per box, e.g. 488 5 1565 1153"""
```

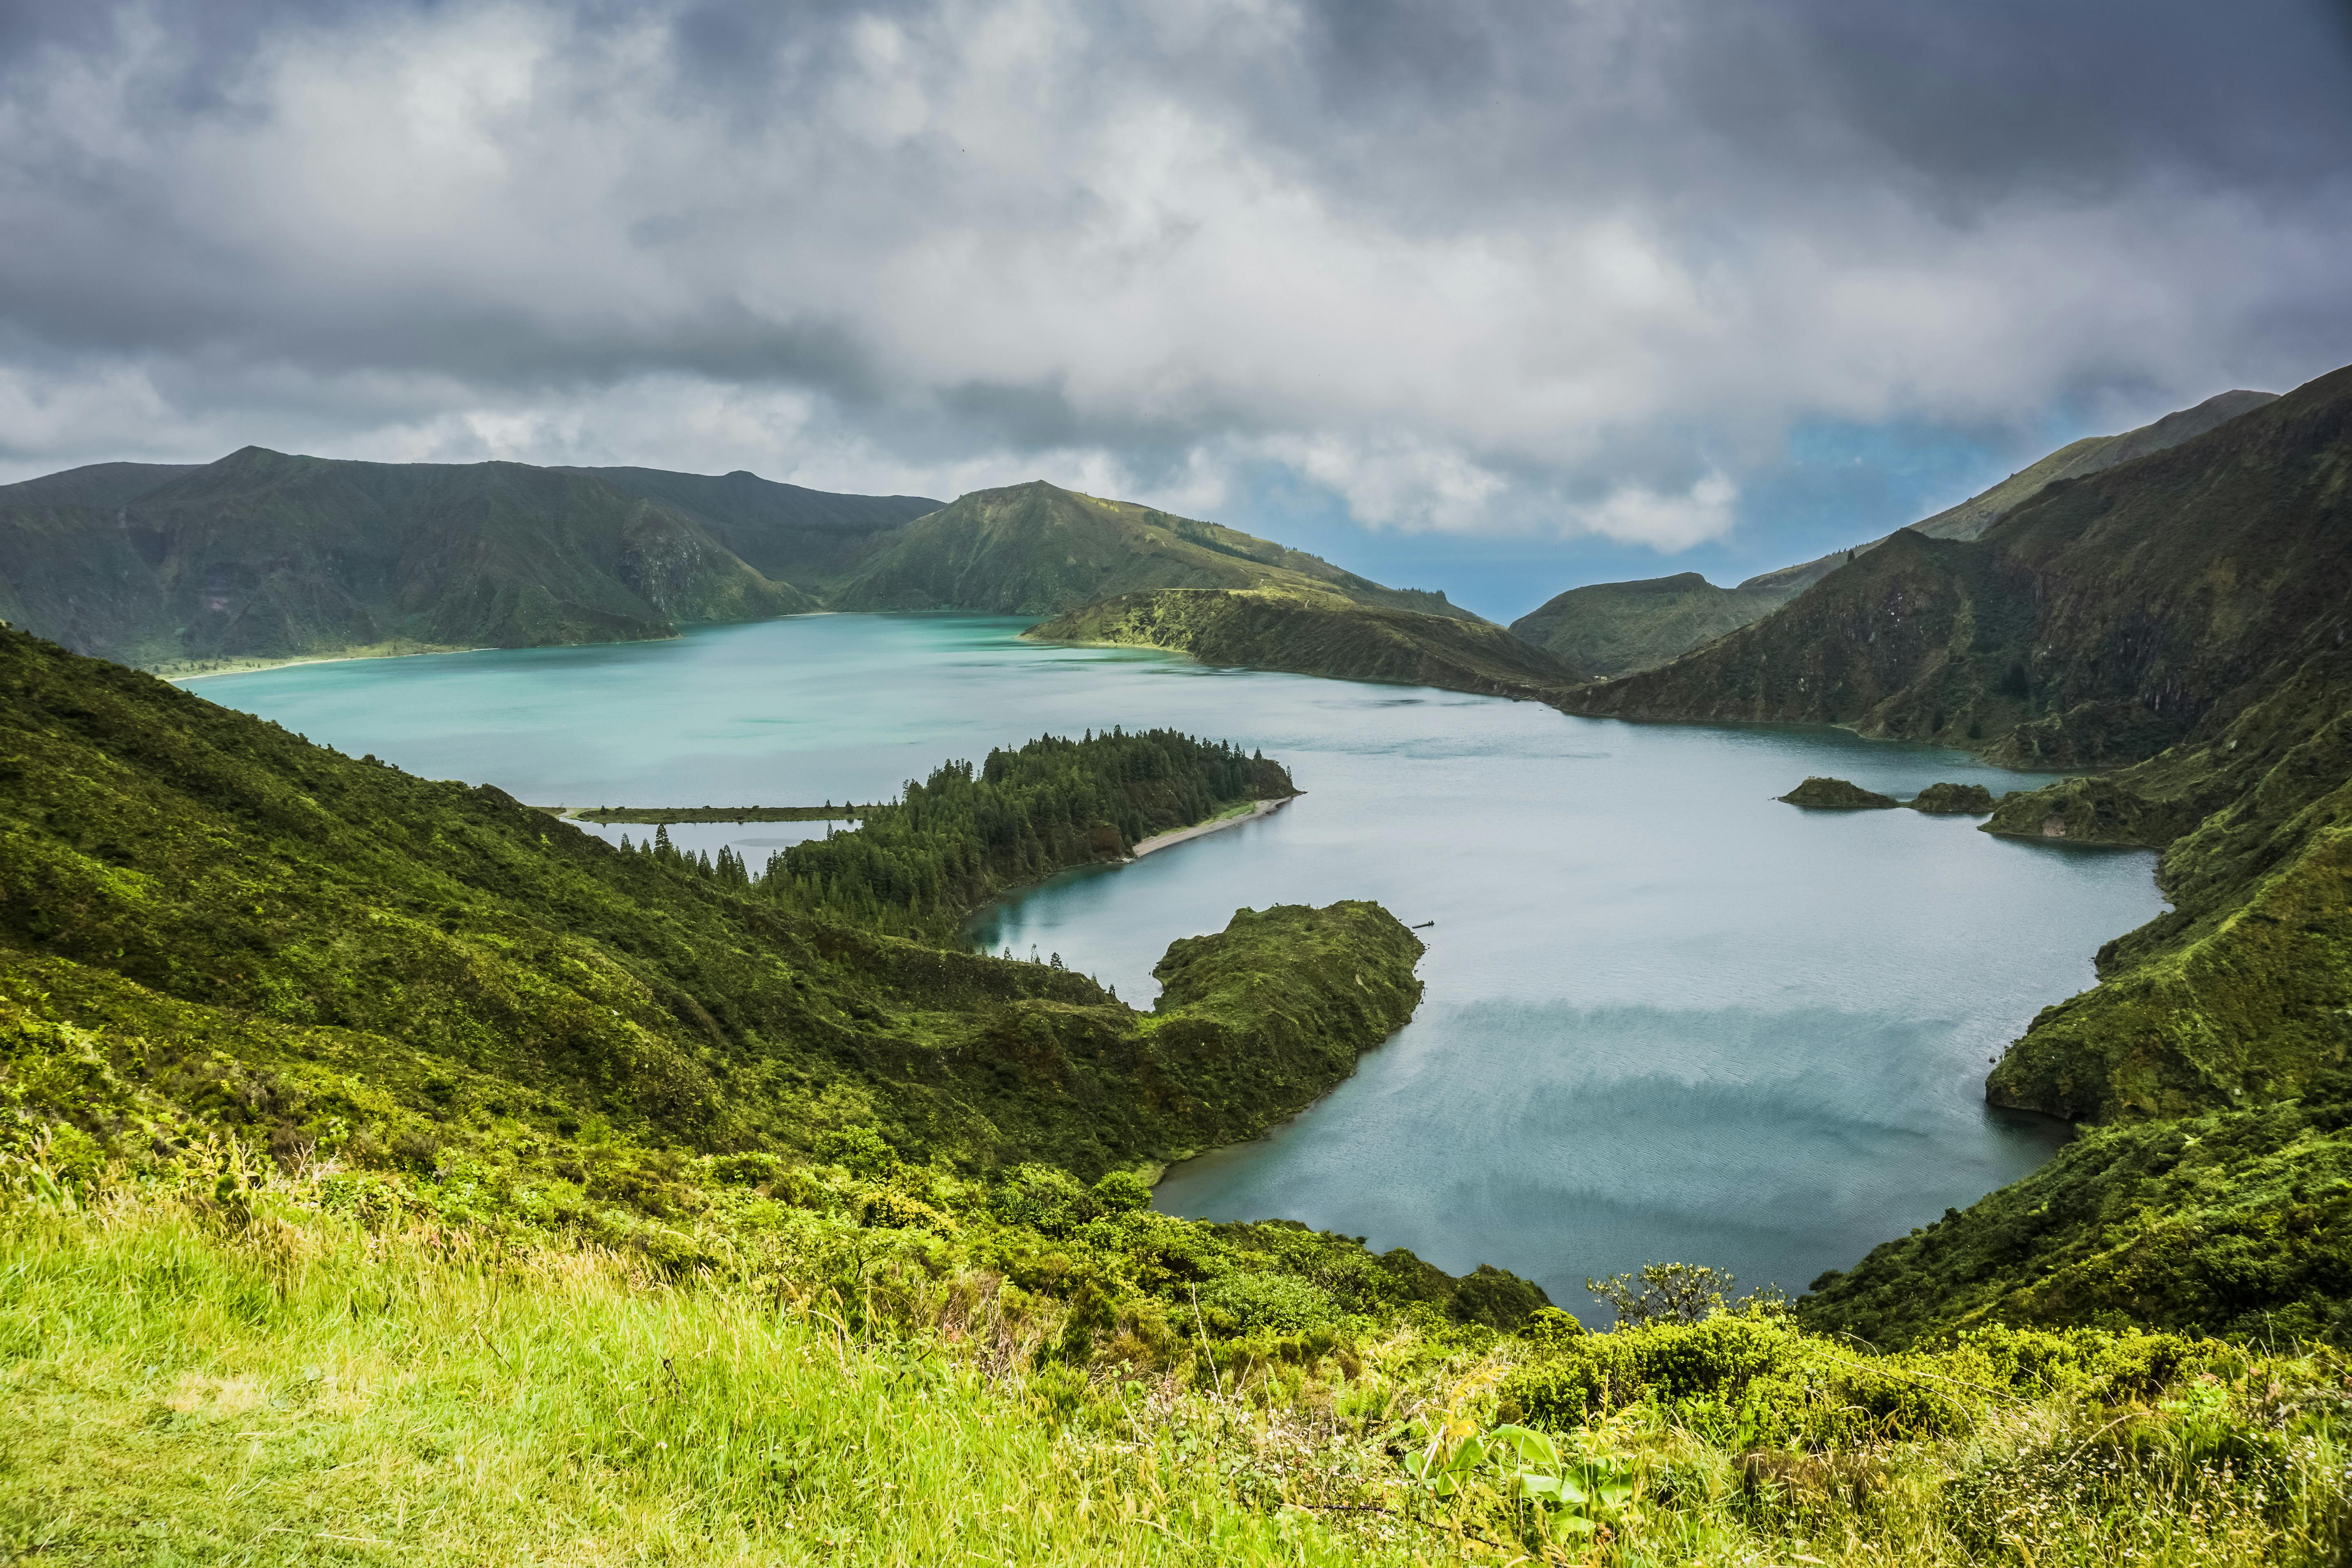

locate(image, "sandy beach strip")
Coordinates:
165 647 488 683
1128 796 1291 859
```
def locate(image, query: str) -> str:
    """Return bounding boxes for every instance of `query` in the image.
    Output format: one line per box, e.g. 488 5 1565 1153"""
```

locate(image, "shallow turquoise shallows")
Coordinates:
193 614 2162 1321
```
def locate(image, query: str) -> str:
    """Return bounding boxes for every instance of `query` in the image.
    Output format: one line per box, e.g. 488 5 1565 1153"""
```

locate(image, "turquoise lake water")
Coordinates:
193 614 2163 1319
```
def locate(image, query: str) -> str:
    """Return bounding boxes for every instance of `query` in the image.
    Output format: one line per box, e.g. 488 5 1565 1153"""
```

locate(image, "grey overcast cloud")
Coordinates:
4 0 2350 610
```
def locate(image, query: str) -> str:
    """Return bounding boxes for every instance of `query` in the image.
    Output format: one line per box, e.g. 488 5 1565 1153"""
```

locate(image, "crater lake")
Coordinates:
190 613 2163 1320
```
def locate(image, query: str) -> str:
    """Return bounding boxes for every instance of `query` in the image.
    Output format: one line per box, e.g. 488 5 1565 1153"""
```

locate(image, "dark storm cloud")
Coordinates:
0 0 2346 540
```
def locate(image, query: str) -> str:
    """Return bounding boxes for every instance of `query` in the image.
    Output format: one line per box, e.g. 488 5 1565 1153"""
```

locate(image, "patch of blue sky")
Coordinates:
1214 416 2092 623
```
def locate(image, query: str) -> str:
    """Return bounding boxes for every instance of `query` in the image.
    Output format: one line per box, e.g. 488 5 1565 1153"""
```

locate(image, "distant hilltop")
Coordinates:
0 454 1476 678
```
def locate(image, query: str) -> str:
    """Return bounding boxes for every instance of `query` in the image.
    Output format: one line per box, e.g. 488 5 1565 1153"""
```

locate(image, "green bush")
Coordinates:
1501 1314 1972 1448
816 1125 899 1178
1091 1169 1152 1214
1520 1307 1587 1348
1197 1273 1340 1335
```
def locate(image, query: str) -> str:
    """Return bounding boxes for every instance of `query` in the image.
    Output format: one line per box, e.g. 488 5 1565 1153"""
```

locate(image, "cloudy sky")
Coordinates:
4 0 2349 616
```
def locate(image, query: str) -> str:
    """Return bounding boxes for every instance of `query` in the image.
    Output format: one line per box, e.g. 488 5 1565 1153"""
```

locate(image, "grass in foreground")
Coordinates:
5 1182 2349 1567
1 1194 1421 1567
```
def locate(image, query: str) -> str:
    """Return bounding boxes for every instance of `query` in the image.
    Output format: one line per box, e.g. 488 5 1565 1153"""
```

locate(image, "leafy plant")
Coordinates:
1587 1260 1736 1328
1400 1414 1641 1547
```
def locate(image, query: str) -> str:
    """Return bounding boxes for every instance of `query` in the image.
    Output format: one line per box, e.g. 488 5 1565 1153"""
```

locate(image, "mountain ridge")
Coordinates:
1512 387 2281 676
833 480 1480 623
0 458 1480 675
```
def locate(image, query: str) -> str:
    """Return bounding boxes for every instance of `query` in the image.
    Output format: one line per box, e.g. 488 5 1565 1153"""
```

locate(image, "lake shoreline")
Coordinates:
1129 795 1292 858
163 643 491 683
197 611 2156 1307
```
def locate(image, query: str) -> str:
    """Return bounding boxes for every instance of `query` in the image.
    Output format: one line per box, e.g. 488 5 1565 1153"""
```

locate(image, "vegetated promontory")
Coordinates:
1025 586 1584 701
0 628 1448 1181
1554 362 2352 1346
1510 388 2277 678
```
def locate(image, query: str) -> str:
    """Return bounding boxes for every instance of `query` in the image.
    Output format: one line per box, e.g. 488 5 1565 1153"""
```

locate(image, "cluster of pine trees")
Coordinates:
616 825 757 887
766 728 1291 932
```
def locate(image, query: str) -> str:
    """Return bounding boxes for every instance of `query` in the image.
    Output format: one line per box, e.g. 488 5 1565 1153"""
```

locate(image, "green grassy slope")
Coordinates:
1027 587 1583 701
1801 1066 2352 1349
1911 389 2278 543
0 447 817 669
9 1194 2346 1566
1508 572 1785 677
566 464 942 588
832 481 1479 621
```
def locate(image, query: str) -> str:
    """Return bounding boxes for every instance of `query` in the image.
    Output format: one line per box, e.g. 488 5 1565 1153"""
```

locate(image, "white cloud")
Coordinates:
1568 474 1739 551
0 0 2345 539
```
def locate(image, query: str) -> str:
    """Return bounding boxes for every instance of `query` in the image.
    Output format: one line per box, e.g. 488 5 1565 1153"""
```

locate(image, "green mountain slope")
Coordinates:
0 625 1441 1177
1508 572 1786 677
1514 388 2278 676
0 447 818 670
1912 389 2280 543
1564 365 2352 1122
567 465 942 588
0 459 1489 676
832 481 1478 621
1560 367 2350 767
0 459 202 509
1973 641 2352 1123
1801 1063 2352 1349
1027 587 1584 700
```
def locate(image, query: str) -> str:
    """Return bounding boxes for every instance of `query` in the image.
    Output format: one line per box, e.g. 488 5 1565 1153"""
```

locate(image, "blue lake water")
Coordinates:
191 614 2163 1320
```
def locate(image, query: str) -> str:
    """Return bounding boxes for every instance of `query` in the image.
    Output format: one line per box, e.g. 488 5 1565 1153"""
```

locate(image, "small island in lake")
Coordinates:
1778 776 1898 809
1907 781 1997 814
